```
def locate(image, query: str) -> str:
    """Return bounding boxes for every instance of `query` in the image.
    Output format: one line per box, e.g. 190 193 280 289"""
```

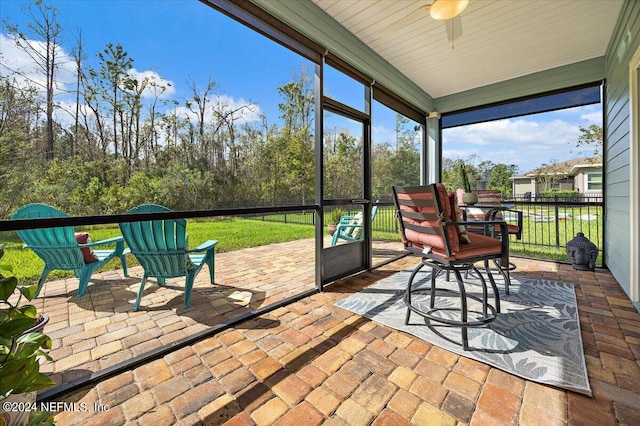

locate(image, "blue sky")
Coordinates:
0 0 602 174
1 0 302 125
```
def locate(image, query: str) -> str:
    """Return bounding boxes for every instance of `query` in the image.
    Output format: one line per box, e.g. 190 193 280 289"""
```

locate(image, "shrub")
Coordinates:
539 190 580 202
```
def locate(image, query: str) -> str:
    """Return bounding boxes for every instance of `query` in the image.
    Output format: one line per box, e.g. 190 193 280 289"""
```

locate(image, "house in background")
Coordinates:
511 157 603 200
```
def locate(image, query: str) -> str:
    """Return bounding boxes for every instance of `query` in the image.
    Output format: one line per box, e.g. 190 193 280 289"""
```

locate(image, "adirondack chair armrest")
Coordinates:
83 236 125 247
340 224 363 229
337 216 356 224
82 236 126 258
188 240 218 253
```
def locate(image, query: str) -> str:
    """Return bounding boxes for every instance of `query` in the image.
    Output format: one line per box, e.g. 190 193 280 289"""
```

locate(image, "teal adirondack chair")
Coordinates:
11 203 128 298
118 204 218 311
330 205 378 247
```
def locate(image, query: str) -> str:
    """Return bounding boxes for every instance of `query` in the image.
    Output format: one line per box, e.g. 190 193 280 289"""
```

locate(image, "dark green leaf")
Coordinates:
0 276 18 301
18 285 38 301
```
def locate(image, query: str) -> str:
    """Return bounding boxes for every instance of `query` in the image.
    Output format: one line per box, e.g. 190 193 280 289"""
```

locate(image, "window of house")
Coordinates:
587 172 603 190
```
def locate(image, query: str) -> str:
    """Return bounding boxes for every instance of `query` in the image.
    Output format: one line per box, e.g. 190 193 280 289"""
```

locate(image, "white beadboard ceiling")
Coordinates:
311 0 624 99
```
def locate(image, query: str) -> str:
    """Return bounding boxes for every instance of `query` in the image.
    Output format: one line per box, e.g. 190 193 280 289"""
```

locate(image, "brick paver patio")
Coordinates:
30 241 640 425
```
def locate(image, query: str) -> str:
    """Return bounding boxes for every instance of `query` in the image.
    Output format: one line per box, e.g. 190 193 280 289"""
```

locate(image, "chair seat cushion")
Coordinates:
411 231 503 261
451 232 503 260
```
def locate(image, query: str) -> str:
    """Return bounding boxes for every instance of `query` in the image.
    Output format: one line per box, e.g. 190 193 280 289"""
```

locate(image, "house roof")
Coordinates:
513 156 603 179
311 0 624 101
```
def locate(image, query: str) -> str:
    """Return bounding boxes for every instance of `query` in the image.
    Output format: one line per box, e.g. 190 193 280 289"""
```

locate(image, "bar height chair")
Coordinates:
392 184 512 350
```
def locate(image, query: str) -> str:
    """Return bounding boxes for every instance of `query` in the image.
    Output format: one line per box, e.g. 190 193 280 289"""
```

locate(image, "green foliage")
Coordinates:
576 124 603 158
327 208 346 225
389 139 420 188
370 115 421 200
487 163 518 195
441 157 517 195
459 161 472 192
372 143 394 199
539 190 580 201
0 246 55 400
324 131 362 199
442 157 479 193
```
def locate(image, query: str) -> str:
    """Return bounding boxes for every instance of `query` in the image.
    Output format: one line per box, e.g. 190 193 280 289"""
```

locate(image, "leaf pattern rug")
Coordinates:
335 269 591 396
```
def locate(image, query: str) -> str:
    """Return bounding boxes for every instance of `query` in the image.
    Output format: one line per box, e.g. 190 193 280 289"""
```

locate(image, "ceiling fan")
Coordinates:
384 0 469 45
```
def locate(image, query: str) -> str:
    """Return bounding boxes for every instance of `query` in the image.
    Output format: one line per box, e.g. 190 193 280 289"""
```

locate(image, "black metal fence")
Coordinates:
504 195 603 265
248 196 604 266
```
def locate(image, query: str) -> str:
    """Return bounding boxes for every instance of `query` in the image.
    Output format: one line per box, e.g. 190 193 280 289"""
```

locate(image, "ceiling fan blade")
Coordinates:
381 4 430 36
445 16 463 42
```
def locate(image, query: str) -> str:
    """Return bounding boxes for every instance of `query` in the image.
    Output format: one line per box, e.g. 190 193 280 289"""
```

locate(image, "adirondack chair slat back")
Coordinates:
120 204 190 277
12 203 84 269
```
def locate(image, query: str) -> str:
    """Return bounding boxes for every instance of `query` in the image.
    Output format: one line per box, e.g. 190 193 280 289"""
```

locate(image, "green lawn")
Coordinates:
0 218 314 284
508 204 603 266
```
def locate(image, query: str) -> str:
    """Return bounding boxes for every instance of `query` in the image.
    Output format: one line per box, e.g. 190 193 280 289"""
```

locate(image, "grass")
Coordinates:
509 204 603 266
0 218 314 284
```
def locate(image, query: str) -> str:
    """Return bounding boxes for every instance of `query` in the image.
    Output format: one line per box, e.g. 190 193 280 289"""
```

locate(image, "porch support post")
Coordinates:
425 112 442 184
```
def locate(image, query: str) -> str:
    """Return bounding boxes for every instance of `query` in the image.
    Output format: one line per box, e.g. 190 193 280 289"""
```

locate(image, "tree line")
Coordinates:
11 1 595 219
0 1 427 218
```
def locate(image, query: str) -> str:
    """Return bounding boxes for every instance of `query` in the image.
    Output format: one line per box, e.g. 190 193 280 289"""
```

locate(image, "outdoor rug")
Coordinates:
335 269 591 396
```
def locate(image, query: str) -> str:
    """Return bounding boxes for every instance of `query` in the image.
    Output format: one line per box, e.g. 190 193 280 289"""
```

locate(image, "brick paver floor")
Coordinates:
34 238 403 387
35 246 640 425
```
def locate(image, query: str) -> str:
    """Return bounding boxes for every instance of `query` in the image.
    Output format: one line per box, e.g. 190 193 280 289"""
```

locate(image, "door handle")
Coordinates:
351 199 370 204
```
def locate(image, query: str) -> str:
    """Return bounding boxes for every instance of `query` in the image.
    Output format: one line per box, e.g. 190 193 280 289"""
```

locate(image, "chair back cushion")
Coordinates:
465 190 503 221
393 184 459 256
475 189 501 205
74 232 99 263
448 193 470 244
345 212 363 238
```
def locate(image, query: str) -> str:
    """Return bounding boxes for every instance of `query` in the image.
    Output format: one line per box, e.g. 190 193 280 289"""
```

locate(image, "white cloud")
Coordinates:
127 68 176 99
172 94 262 125
443 113 594 173
0 33 76 95
372 124 394 145
549 104 603 125
580 110 603 125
